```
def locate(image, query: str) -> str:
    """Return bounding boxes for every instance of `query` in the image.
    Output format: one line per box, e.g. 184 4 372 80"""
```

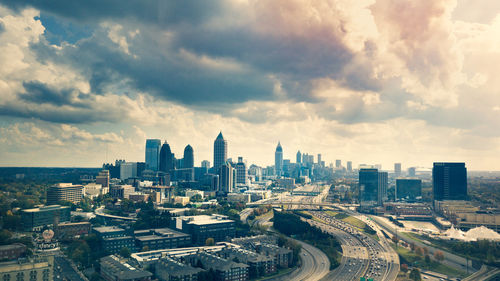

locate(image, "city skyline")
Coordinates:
2 1 500 170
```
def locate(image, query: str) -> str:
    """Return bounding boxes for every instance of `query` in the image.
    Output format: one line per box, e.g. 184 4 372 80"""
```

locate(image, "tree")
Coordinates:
415 247 423 256
434 251 444 262
401 263 409 273
425 254 431 265
205 238 215 246
409 268 421 281
410 242 416 251
119 247 131 258
423 247 429 256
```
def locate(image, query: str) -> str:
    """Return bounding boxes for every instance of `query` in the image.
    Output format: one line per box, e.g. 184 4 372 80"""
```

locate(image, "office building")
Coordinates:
171 214 235 245
218 163 233 193
93 226 136 253
134 228 191 251
21 205 71 231
275 142 283 177
160 141 175 173
394 163 402 176
296 151 301 164
336 159 341 168
396 179 422 200
120 162 138 180
317 154 322 165
213 132 228 170
359 168 379 203
100 255 152 281
96 170 110 188
408 167 416 177
46 183 83 205
433 162 467 201
347 161 352 172
235 157 248 185
378 172 388 205
145 139 161 171
0 256 53 281
54 222 91 240
183 145 194 168
109 184 135 199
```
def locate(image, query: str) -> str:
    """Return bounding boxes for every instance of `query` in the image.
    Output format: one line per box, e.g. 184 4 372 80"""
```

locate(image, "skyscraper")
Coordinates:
396 179 422 200
159 141 175 173
201 160 210 169
359 168 379 203
296 151 302 164
218 162 233 193
275 142 283 177
347 161 352 172
433 162 467 201
145 139 161 171
235 157 248 185
336 159 341 168
408 167 416 177
394 163 402 176
183 144 194 168
213 132 227 170
378 171 388 205
317 154 322 165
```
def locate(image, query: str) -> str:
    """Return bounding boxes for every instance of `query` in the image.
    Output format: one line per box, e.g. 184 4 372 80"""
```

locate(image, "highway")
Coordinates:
309 211 399 281
272 239 330 281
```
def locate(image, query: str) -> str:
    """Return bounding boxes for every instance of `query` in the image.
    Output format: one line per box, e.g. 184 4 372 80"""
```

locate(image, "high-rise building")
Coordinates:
213 132 228 170
296 151 301 164
408 167 416 177
159 141 175 173
183 144 194 168
317 154 322 165
335 159 341 168
378 172 388 205
359 169 379 203
218 163 233 193
235 157 248 185
396 179 422 200
433 162 467 201
0 256 54 281
347 161 352 172
394 163 402 176
275 142 283 177
47 183 84 205
120 162 138 180
96 170 110 188
201 160 210 169
145 139 161 171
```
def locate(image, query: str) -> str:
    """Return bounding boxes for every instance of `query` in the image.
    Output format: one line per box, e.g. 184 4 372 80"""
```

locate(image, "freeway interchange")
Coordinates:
308 211 399 281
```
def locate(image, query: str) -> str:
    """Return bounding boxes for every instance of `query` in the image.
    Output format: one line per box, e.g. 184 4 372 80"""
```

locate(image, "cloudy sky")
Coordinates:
1 0 500 170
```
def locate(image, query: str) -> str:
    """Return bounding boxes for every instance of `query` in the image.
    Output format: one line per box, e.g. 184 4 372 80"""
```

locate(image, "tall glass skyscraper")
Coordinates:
183 144 194 168
275 142 283 177
433 162 467 201
213 132 227 170
359 168 379 203
145 139 161 171
160 141 175 172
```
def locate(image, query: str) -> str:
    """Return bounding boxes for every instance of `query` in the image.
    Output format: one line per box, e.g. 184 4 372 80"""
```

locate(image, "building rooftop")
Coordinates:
134 228 189 241
184 252 248 272
177 214 234 225
157 257 202 276
0 244 26 251
93 226 125 233
101 255 152 280
21 205 69 213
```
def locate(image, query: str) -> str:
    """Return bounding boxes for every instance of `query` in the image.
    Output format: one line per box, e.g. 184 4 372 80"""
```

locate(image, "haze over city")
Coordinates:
1 1 500 169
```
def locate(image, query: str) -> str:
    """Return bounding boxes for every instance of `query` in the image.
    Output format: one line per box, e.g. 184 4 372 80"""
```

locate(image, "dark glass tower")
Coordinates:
183 144 194 168
145 139 161 171
433 162 467 201
213 132 227 170
275 142 283 177
159 141 175 173
359 168 379 202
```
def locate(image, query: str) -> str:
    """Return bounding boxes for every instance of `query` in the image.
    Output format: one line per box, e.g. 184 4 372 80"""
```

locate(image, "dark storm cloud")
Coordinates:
20 81 91 108
0 0 224 26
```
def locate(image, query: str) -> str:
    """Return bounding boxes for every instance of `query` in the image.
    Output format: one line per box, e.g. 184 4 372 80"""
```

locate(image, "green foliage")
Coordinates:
120 247 131 258
205 237 215 246
363 224 376 235
273 211 342 269
409 268 421 281
334 213 349 220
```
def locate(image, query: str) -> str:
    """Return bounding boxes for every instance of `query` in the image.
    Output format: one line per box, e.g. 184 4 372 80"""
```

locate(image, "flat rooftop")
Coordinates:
178 214 234 225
